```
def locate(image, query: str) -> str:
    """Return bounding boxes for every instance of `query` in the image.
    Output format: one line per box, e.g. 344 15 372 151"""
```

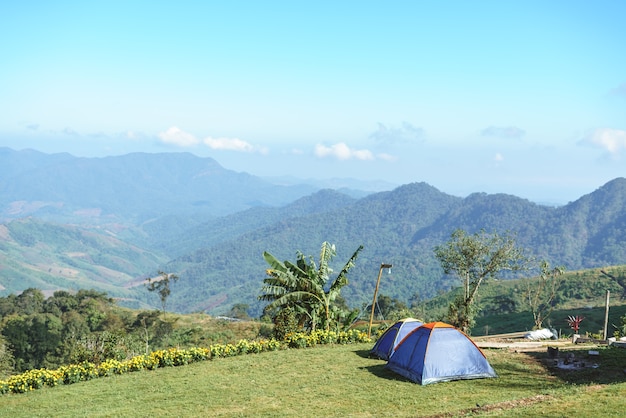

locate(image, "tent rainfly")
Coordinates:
386 322 497 385
370 318 423 360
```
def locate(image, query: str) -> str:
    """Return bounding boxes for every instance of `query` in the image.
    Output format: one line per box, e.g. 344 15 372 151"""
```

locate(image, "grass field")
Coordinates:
1 342 625 417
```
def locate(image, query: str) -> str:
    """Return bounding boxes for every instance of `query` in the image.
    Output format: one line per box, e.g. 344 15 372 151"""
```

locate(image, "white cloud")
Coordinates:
158 127 199 147
494 152 504 162
580 128 626 156
314 142 375 161
378 152 397 162
203 136 255 152
481 126 525 139
370 122 425 143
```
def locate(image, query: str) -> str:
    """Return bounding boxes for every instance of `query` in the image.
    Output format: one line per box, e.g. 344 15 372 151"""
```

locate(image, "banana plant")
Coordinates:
259 242 363 331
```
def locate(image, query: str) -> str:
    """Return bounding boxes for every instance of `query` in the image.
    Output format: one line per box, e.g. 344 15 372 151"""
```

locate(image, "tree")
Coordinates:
523 261 565 329
44 290 79 316
16 288 44 315
434 229 529 334
259 242 363 332
228 303 251 320
145 271 179 317
1 313 63 371
2 315 32 371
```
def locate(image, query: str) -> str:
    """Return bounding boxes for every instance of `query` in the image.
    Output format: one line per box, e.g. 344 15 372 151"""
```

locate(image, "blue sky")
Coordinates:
1 1 625 204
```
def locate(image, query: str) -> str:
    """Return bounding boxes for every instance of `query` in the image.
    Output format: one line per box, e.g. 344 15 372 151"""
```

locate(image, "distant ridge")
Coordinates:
1 147 625 316
0 147 320 223
159 178 626 315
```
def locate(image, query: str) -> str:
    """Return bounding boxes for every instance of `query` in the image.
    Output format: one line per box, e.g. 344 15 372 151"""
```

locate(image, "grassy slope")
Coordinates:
474 304 626 337
418 265 626 337
0 343 624 417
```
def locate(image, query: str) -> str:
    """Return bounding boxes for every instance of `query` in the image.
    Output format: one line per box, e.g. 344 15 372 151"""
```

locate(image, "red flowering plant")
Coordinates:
567 315 584 333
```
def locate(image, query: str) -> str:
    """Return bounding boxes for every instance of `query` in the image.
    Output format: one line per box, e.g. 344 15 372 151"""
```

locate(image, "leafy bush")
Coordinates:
284 329 370 348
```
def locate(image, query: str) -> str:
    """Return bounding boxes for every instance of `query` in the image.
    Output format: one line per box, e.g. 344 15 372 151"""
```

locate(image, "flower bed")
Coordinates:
0 330 369 395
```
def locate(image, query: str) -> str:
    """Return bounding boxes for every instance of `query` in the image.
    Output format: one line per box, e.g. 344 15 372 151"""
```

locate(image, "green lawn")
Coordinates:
1 343 625 417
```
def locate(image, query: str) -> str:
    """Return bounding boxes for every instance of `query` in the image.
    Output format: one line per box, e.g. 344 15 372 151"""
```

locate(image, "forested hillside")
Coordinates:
161 178 626 316
1 147 625 318
152 189 358 257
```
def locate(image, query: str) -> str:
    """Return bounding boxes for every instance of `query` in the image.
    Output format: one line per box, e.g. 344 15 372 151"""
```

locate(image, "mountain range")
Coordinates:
0 147 325 224
1 147 625 317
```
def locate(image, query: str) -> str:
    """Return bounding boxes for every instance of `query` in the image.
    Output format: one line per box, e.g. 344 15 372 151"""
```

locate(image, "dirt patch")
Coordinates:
427 394 552 417
476 341 545 351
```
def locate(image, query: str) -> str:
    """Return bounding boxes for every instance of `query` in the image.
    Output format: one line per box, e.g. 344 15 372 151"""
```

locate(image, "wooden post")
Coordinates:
603 290 610 340
368 263 392 338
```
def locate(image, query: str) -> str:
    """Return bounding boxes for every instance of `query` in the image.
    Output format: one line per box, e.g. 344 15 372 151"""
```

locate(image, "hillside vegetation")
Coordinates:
159 178 626 315
419 265 626 336
2 148 626 317
2 264 625 379
0 220 164 305
0 287 272 377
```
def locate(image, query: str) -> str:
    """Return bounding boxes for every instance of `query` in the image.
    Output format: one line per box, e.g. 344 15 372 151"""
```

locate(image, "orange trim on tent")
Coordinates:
421 321 454 330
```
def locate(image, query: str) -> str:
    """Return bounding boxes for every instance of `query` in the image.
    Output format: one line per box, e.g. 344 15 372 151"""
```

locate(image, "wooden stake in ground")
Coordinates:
603 290 610 340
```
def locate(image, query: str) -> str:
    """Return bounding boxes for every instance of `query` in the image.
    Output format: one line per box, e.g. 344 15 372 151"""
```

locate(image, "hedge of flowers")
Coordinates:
284 329 370 348
0 330 369 395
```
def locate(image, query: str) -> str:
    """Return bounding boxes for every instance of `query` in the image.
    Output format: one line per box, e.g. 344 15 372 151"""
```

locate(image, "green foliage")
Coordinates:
259 242 363 332
418 265 626 332
164 177 626 315
0 335 14 379
0 218 166 309
0 290 122 372
0 288 277 375
15 288 45 315
227 303 251 320
434 229 530 333
65 331 143 365
1 313 63 371
282 329 369 348
272 306 299 341
472 304 626 337
523 261 566 329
